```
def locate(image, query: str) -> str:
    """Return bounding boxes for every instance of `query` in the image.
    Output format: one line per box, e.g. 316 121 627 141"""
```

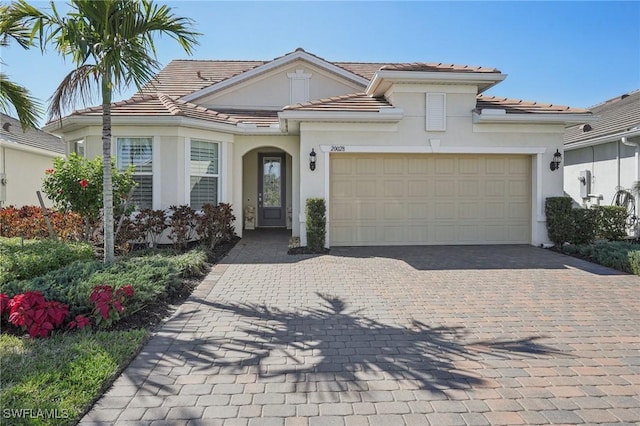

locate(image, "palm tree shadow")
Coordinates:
186 292 562 393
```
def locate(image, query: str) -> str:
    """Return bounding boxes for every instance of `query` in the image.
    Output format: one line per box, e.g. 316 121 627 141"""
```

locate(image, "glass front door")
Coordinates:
258 153 286 227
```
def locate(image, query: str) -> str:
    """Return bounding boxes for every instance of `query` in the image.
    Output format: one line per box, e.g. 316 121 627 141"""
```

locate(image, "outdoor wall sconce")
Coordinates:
309 148 317 171
550 149 562 171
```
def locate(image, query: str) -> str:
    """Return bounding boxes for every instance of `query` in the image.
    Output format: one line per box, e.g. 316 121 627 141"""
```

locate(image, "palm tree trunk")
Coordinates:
102 78 115 264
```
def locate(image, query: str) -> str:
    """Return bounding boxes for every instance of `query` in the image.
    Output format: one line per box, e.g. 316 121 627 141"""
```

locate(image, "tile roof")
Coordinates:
476 95 589 114
65 49 588 127
380 63 500 73
69 94 279 127
283 93 393 112
564 89 640 144
0 113 65 154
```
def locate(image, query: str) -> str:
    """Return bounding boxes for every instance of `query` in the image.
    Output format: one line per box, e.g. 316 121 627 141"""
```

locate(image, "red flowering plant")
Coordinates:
42 154 136 241
6 291 69 338
90 284 135 327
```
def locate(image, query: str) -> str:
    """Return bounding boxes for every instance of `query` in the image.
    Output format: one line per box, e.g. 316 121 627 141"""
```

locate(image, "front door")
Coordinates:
258 153 286 227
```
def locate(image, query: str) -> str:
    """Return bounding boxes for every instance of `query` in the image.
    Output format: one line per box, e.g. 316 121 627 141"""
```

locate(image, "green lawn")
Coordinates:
0 330 148 425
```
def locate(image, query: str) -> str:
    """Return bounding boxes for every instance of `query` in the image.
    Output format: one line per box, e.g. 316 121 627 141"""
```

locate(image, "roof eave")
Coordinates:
366 70 507 97
278 109 403 134
472 111 596 125
564 128 640 151
43 114 283 135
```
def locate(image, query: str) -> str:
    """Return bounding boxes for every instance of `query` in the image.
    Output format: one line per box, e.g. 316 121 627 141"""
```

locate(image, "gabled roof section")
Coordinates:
564 90 640 145
0 113 65 154
182 48 371 103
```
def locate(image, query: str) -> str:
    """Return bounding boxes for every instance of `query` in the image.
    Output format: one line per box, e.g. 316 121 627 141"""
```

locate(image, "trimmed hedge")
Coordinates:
593 205 627 241
306 198 326 252
545 197 573 245
546 198 628 245
0 238 95 285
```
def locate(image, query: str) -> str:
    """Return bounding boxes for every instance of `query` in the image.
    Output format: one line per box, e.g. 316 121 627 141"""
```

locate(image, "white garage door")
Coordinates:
330 154 531 246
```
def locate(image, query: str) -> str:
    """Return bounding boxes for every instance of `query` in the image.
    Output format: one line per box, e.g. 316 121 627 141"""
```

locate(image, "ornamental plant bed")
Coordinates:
107 236 239 332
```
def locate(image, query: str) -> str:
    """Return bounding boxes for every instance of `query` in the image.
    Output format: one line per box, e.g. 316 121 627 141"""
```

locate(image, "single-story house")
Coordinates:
0 113 65 207
44 48 594 247
564 90 640 210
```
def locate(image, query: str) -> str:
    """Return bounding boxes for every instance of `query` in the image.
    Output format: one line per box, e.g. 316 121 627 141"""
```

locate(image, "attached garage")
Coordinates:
329 153 531 246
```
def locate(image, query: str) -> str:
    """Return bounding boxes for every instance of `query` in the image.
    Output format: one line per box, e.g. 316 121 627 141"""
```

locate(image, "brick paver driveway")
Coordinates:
83 232 640 425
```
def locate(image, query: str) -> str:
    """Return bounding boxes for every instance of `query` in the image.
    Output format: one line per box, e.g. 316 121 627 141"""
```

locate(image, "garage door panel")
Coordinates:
408 202 429 219
509 202 530 219
384 158 405 174
384 203 406 220
435 180 455 197
408 158 430 174
408 180 431 197
458 180 480 197
384 180 406 197
436 158 456 174
356 158 377 174
355 181 377 197
331 180 353 197
330 154 531 246
459 158 480 174
486 158 507 174
486 202 506 219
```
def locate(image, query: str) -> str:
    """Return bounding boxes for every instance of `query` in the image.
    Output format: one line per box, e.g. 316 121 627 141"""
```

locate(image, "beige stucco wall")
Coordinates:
564 138 638 207
0 145 60 208
296 83 567 247
197 61 364 109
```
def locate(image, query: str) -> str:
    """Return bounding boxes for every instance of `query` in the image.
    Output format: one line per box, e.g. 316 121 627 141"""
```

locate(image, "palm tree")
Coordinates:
6 0 200 263
0 4 42 130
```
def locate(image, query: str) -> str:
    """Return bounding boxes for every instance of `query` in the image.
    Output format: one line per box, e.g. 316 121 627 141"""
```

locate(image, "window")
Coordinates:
117 137 153 210
190 140 219 209
70 140 85 157
426 93 446 131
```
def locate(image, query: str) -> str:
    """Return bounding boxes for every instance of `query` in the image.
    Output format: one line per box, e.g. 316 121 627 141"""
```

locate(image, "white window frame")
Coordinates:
69 139 85 157
185 138 221 210
115 136 156 210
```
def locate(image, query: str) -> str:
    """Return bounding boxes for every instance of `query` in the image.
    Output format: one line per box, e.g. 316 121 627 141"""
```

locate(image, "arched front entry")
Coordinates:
242 147 293 230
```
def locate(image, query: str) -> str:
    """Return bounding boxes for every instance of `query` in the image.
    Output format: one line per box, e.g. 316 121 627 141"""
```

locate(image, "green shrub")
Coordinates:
545 197 573 245
593 205 627 241
571 208 597 245
562 241 640 274
305 198 326 252
0 238 95 285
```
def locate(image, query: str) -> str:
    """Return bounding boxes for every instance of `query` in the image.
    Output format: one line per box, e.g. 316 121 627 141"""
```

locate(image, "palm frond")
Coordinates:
48 64 99 122
0 72 43 130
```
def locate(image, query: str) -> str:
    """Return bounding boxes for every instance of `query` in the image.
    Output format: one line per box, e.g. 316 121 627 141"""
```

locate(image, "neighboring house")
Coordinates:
564 90 640 210
0 113 65 208
44 48 593 247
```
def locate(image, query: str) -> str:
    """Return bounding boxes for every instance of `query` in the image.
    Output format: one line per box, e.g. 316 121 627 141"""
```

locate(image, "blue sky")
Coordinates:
2 1 639 127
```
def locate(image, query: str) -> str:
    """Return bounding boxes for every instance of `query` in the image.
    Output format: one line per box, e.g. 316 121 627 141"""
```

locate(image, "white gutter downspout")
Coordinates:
621 136 640 185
